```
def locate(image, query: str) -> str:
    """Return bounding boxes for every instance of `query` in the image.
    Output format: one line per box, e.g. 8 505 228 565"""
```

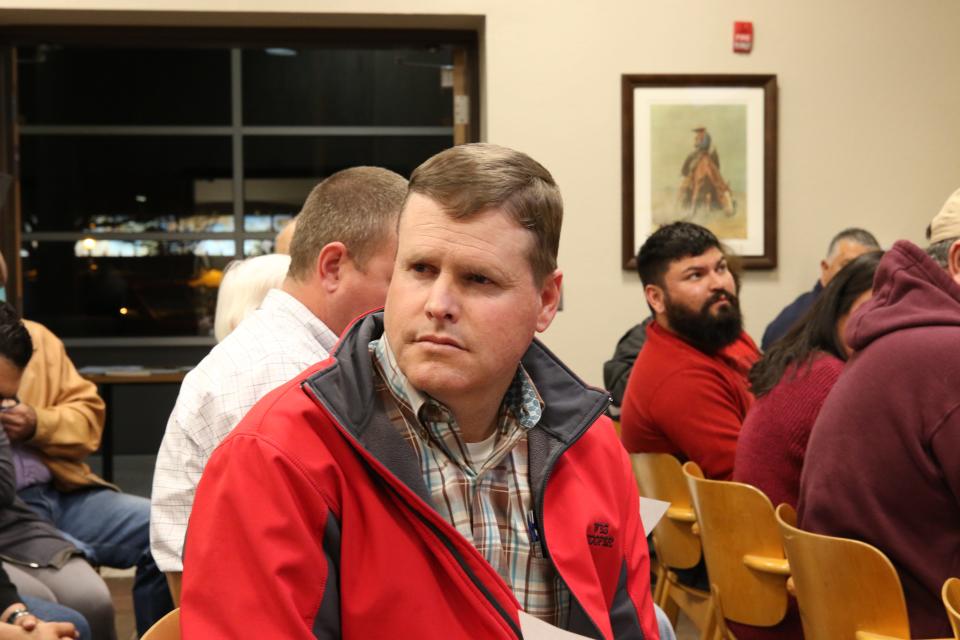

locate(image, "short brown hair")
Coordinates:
407 143 563 282
288 167 408 280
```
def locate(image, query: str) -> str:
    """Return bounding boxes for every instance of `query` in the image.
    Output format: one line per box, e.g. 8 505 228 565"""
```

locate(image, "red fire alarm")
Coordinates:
733 21 753 54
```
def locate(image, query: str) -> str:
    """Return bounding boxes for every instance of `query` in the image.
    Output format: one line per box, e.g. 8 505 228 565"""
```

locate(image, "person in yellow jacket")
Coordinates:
0 251 172 636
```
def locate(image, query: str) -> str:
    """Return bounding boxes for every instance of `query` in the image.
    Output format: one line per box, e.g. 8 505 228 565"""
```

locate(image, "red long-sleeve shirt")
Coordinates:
620 321 759 480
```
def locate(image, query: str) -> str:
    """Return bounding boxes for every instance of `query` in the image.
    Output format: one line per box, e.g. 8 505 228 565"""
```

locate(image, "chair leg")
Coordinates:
699 593 716 640
661 583 680 627
653 562 667 605
709 583 735 640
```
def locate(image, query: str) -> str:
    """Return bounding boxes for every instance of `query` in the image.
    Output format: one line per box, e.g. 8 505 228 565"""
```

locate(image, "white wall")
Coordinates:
3 0 959 386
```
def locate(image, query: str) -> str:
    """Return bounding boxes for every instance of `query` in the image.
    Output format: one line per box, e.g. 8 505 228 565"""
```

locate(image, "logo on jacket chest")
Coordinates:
587 521 615 548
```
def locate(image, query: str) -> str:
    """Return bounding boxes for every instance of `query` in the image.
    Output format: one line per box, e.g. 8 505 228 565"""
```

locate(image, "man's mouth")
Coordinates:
415 334 464 350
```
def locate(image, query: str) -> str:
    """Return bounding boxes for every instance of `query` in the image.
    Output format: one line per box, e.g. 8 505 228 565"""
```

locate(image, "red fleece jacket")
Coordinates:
620 322 759 480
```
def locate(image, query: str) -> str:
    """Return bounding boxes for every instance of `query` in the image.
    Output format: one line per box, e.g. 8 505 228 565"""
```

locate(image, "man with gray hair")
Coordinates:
150 166 407 597
799 188 960 637
181 144 661 638
762 227 880 349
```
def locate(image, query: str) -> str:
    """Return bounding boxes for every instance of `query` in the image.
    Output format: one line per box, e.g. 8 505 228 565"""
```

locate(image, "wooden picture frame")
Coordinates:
622 74 778 270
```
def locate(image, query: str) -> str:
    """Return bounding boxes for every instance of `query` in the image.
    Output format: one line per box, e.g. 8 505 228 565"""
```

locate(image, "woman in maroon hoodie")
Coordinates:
727 250 881 640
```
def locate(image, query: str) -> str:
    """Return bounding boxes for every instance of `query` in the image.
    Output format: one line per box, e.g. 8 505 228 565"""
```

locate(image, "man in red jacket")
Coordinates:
620 222 759 480
181 144 660 639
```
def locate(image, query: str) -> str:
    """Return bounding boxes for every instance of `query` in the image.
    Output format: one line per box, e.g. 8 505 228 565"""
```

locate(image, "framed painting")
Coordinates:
621 74 778 269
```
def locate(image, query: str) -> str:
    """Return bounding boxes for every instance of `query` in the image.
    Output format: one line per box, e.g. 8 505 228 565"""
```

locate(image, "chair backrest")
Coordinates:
631 452 701 569
682 461 789 626
141 607 180 640
943 577 960 639
775 504 911 640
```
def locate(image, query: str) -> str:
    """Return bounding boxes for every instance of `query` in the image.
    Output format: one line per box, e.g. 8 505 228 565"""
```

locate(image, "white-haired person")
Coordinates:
213 253 291 342
274 216 297 255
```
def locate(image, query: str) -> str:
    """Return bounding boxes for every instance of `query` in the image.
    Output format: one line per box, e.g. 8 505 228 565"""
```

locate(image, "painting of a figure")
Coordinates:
650 104 747 239
622 74 777 269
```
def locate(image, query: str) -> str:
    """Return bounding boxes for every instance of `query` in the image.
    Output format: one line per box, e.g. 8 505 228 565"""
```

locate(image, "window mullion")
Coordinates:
231 48 245 256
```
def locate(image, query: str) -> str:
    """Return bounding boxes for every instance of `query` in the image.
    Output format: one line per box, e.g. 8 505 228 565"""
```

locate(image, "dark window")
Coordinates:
242 48 454 127
22 239 234 337
18 46 232 126
13 35 472 339
242 135 451 231
21 135 234 233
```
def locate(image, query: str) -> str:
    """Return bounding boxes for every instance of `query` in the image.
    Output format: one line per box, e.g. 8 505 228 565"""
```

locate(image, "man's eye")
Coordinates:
467 274 492 285
411 263 430 273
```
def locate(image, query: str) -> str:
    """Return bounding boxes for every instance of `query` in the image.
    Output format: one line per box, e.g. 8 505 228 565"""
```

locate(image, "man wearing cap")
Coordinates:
798 188 960 637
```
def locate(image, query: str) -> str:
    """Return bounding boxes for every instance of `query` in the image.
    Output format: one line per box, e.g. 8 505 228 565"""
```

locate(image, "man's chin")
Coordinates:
405 368 470 404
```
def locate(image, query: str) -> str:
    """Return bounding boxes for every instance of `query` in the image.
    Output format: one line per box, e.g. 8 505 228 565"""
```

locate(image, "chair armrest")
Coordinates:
666 506 696 523
741 554 790 576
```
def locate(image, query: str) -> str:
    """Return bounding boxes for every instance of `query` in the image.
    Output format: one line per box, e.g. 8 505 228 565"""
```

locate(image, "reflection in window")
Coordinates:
241 177 309 232
243 240 275 256
23 241 234 338
71 238 236 258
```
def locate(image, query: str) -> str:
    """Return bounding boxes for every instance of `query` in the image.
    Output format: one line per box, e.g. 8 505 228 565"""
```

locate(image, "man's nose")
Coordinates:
424 276 459 322
708 270 730 291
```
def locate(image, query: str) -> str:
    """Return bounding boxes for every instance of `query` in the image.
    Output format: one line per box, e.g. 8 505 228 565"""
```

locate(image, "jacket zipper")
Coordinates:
534 397 610 639
378 477 523 639
303 382 523 640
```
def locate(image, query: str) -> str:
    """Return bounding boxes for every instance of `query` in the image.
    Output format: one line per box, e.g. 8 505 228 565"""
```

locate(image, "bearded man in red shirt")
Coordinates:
620 222 759 480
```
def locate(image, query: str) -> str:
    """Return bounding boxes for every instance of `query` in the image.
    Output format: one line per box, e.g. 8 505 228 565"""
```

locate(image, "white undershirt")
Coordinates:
464 430 498 468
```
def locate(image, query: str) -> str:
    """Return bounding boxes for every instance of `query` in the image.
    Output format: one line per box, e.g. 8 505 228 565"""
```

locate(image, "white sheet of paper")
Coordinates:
639 497 671 533
519 611 593 639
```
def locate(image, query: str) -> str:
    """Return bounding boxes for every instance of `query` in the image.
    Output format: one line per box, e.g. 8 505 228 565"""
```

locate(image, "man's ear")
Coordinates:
949 239 960 285
819 259 831 286
645 284 666 316
535 270 563 333
316 242 348 293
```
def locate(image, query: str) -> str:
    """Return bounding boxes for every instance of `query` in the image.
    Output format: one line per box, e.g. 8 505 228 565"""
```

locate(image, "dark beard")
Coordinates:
665 289 743 355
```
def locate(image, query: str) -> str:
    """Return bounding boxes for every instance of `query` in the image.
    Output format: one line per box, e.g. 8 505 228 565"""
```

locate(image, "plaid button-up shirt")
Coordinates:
370 336 570 625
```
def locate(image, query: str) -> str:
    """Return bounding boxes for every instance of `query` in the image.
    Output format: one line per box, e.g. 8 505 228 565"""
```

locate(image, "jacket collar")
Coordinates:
302 311 609 501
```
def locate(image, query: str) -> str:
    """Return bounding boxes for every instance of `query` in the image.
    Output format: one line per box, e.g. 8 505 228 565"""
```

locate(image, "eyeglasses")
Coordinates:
0 395 20 412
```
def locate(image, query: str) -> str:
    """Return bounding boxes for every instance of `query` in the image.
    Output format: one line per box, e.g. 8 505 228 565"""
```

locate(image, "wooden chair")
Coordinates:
141 607 180 640
683 461 791 639
166 571 182 607
631 453 715 639
611 420 622 438
942 578 960 638
776 503 929 640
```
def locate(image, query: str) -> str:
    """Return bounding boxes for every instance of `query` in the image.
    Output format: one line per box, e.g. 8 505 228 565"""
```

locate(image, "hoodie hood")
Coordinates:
846 240 960 351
